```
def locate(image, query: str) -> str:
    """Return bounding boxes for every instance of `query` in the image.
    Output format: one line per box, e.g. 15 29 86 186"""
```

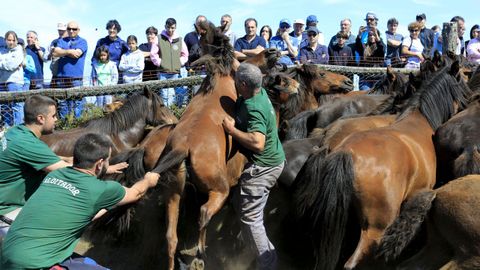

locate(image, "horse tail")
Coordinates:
152 148 188 185
294 150 354 270
454 145 480 178
376 190 436 262
110 148 147 186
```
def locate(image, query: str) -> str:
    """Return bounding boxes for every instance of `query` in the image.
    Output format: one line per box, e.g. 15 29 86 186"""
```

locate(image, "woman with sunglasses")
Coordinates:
401 21 424 69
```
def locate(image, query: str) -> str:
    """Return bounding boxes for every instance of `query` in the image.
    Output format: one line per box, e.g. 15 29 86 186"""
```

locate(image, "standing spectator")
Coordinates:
290 19 305 55
19 38 37 91
450 16 466 56
25 31 45 89
52 21 88 119
92 19 128 67
384 18 404 67
402 22 424 69
119 35 145 84
222 63 285 270
328 31 354 66
299 26 329 64
234 18 266 60
260 25 272 49
221 14 237 47
150 18 189 107
302 15 325 46
0 31 25 127
328 18 356 50
184 15 207 67
47 23 68 88
1 133 157 270
139 26 158 81
431 25 443 56
466 24 480 57
360 12 380 45
415 13 435 56
91 46 118 107
270 19 297 65
355 27 385 90
466 27 480 64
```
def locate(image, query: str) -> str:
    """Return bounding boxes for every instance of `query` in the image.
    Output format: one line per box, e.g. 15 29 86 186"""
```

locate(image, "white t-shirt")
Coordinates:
402 36 424 69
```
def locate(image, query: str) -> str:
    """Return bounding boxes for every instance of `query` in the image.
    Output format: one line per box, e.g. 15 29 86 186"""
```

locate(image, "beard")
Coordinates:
96 163 108 179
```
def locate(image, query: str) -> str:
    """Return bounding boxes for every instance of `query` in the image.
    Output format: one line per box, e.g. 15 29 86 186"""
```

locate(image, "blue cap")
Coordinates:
306 15 318 24
365 12 378 21
279 18 291 28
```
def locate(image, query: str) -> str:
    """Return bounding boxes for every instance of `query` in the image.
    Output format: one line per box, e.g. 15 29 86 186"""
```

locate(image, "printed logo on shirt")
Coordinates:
172 44 179 51
43 177 80 196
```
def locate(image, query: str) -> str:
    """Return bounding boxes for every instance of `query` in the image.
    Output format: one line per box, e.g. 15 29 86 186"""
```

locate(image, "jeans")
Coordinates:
56 78 84 119
234 161 285 270
95 95 113 108
158 72 188 107
0 83 25 127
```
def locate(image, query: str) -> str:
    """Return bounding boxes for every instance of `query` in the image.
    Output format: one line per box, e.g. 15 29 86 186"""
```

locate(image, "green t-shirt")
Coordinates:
1 167 126 269
0 125 61 215
235 88 285 167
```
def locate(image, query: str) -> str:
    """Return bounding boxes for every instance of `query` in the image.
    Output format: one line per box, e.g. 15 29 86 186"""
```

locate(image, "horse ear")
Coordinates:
143 85 153 98
386 66 395 82
449 60 460 77
408 72 415 82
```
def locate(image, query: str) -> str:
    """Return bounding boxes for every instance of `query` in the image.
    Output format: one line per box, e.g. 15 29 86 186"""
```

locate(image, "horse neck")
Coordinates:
395 109 434 137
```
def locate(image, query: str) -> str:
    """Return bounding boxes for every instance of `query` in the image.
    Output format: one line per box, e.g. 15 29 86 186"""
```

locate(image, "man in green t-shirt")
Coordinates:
1 133 160 270
222 63 285 270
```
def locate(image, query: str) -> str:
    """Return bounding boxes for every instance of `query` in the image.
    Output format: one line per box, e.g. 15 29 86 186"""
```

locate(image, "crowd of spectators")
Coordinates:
0 12 476 125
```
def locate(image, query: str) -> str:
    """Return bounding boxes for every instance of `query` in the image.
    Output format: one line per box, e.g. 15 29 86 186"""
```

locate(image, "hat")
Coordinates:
57 22 67 31
17 38 25 46
306 26 319 34
416 13 426 21
293 19 305 25
279 18 291 28
365 12 378 21
306 15 318 24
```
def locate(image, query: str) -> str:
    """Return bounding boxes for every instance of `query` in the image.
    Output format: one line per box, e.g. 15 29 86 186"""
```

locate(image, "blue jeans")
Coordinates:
56 78 84 119
158 72 188 107
0 83 25 127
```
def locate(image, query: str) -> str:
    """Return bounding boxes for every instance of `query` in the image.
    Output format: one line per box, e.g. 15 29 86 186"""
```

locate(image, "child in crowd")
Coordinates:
119 35 145 84
91 46 118 107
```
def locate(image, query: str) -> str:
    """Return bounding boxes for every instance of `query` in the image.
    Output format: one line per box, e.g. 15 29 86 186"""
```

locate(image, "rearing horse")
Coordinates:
151 21 298 270
295 62 471 270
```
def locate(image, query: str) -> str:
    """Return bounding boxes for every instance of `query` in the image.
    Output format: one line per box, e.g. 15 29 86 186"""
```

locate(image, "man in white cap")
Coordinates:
47 23 68 88
290 19 305 55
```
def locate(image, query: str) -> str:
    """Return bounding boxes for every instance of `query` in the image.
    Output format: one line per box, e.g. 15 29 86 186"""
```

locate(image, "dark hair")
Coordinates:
470 24 480 39
450 16 465 23
166 18 177 27
127 35 137 44
24 95 56 124
336 31 349 39
94 45 110 61
260 25 272 41
387 18 398 26
431 25 441 32
73 133 112 169
244 18 258 27
145 26 158 35
106 19 121 32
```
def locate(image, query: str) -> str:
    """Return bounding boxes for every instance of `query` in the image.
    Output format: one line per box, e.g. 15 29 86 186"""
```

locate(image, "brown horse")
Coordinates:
149 21 299 270
377 174 480 269
294 62 471 270
243 48 281 74
41 87 178 156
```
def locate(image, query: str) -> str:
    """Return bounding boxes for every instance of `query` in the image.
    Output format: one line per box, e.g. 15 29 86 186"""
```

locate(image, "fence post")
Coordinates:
442 22 458 55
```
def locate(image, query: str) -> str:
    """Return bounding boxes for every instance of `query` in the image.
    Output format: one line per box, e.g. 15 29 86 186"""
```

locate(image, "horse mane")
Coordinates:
397 64 472 130
81 89 163 133
195 21 236 93
468 66 480 93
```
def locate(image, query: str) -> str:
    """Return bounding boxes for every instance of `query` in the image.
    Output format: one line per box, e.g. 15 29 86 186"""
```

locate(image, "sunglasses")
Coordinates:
409 29 419 33
67 27 78 31
308 33 317 37
280 24 290 29
366 18 375 21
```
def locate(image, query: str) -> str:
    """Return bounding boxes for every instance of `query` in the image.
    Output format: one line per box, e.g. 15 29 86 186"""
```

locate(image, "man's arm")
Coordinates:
43 160 71 172
242 46 265 56
116 172 159 206
52 47 83 59
222 116 265 153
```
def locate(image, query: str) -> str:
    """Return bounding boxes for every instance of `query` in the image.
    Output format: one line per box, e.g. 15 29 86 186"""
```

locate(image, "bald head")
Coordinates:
66 21 80 37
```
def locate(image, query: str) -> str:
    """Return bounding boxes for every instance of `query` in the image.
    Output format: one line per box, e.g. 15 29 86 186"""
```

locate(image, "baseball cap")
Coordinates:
365 12 378 21
306 26 319 34
279 18 291 28
416 13 426 21
57 22 67 31
293 19 305 25
306 15 318 24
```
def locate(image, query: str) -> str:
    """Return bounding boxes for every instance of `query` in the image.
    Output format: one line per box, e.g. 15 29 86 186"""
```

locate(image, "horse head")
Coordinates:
295 64 353 96
263 72 299 105
143 86 178 125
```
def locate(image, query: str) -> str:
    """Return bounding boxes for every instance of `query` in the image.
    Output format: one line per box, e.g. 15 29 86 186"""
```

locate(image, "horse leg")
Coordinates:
198 190 229 255
165 163 187 270
344 227 384 269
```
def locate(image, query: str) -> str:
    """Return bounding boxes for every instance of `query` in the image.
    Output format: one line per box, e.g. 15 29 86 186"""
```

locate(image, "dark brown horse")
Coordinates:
243 48 281 74
149 21 299 270
294 62 471 270
377 174 480 269
41 87 178 156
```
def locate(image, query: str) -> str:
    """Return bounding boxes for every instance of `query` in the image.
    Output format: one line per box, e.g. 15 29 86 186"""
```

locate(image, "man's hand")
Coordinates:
281 31 290 41
222 116 236 135
107 162 129 174
144 172 160 187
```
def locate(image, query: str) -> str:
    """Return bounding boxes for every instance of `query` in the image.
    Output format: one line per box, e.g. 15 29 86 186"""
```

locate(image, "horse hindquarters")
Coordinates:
295 150 354 270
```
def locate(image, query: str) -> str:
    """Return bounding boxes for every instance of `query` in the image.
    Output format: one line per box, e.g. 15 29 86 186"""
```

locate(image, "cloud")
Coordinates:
235 0 271 5
411 0 440 7
321 0 349 4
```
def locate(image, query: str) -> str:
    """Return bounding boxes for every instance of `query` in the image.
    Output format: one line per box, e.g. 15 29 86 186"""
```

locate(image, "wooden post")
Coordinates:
442 22 458 55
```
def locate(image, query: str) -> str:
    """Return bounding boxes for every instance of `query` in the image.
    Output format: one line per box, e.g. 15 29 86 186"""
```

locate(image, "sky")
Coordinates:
0 0 477 81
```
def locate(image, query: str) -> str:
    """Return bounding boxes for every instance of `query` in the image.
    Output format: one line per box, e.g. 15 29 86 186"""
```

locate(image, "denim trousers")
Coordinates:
0 83 25 127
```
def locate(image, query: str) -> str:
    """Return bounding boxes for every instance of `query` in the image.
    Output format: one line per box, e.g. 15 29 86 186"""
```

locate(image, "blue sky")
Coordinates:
0 0 477 80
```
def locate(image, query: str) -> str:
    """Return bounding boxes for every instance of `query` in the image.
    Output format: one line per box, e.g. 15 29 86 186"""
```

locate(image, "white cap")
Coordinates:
57 23 67 31
293 19 305 25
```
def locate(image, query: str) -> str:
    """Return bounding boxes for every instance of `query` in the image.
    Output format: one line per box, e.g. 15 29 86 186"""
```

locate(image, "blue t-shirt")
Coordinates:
92 36 128 66
56 36 88 78
269 35 295 65
25 46 45 87
234 35 266 52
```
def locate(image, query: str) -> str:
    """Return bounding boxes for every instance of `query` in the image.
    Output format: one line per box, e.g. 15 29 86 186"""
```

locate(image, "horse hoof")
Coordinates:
180 246 199 257
190 258 205 270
